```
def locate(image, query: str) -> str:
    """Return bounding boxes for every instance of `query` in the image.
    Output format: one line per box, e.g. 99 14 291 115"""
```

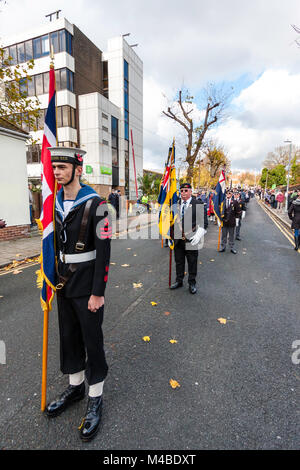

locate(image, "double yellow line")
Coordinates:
259 202 299 252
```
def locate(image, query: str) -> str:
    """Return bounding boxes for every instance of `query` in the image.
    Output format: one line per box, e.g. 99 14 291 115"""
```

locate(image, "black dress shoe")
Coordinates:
219 247 226 252
79 395 103 442
236 236 241 240
189 285 197 294
230 249 237 254
45 382 85 417
170 281 183 289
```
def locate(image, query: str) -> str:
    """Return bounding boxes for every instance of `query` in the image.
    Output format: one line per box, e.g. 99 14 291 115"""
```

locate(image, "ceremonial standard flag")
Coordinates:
36 65 57 312
212 169 226 226
158 143 178 248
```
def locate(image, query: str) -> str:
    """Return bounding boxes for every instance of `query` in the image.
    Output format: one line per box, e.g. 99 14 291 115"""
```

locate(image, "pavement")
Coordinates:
257 198 291 228
0 198 299 450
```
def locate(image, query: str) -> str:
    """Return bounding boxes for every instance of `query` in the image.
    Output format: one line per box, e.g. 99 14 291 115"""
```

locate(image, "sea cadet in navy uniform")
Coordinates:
170 183 207 294
45 147 111 442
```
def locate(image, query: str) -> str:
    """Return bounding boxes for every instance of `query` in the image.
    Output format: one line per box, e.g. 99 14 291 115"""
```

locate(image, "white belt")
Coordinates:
59 250 96 263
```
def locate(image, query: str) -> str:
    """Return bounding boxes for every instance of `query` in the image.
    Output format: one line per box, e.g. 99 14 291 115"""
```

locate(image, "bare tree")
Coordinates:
163 84 231 183
263 145 300 169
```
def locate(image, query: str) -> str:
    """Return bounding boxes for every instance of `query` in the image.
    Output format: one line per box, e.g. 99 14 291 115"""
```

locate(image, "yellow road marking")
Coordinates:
259 202 299 251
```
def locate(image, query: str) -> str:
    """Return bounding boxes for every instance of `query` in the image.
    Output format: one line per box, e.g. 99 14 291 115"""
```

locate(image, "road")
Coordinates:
0 199 299 450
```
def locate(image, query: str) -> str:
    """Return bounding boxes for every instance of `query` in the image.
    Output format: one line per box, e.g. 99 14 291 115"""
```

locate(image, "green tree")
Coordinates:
137 173 161 199
0 46 40 136
259 165 286 188
291 157 300 185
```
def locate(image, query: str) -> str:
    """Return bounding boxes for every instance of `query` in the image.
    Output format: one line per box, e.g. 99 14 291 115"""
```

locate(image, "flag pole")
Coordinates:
168 138 175 287
41 46 56 412
217 225 221 251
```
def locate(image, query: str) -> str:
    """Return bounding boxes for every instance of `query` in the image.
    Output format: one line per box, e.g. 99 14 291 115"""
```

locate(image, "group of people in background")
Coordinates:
258 187 299 213
257 186 300 252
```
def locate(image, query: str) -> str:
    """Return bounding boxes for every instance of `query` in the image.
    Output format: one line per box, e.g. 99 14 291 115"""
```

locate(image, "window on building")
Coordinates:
17 43 25 63
43 71 49 94
124 91 129 111
102 60 108 98
27 76 35 96
102 112 108 120
124 121 129 140
50 31 59 54
59 30 66 52
112 148 118 165
8 45 17 65
35 74 43 95
25 40 33 61
102 139 109 146
41 35 50 57
62 105 70 127
66 30 73 55
56 105 76 128
33 37 42 59
67 69 74 92
70 107 76 128
56 106 62 127
19 77 27 97
36 109 45 130
60 68 67 90
124 59 129 80
55 69 61 90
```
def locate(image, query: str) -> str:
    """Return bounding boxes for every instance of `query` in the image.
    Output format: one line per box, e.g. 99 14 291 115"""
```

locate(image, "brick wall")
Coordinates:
0 225 30 241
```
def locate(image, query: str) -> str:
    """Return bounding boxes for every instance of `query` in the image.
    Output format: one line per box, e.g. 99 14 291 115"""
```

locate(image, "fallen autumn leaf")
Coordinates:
169 379 180 389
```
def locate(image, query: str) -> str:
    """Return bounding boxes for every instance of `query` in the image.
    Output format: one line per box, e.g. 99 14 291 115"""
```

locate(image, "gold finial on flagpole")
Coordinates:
50 44 54 68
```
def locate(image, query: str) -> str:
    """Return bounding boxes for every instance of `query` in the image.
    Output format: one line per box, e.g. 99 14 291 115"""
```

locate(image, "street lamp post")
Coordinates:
284 140 292 212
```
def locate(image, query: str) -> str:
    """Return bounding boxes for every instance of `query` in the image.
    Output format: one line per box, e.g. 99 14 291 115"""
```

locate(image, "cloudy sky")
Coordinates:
2 0 300 173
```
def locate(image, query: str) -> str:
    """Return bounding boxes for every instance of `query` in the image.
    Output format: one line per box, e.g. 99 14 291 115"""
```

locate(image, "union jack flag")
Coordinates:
36 65 57 312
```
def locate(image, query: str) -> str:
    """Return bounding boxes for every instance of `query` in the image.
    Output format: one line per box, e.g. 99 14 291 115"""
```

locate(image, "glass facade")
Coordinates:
8 68 74 98
124 59 129 195
102 61 108 99
111 115 119 187
3 29 73 65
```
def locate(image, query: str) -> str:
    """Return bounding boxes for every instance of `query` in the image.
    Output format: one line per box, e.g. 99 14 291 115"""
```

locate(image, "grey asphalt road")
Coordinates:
0 199 299 450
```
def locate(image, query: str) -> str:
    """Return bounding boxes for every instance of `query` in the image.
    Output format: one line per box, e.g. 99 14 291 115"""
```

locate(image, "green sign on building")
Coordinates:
100 166 112 175
86 165 93 174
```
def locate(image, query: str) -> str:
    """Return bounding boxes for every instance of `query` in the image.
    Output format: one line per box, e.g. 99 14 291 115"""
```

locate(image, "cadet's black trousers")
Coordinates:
57 294 108 386
174 240 198 285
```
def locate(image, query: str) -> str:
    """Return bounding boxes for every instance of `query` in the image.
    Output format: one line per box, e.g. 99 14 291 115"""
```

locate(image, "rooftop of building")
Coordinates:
0 117 29 136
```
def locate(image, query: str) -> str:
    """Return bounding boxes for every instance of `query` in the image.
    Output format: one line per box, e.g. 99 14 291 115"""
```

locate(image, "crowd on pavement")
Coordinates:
257 187 299 212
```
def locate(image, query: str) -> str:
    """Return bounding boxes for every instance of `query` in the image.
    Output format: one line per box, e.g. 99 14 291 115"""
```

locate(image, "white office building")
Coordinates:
1 15 143 199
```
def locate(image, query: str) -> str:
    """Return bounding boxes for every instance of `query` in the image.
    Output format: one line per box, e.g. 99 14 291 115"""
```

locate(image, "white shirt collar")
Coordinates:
181 196 192 208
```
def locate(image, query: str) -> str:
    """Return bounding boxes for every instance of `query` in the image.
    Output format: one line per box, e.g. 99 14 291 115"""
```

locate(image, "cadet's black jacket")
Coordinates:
288 199 300 230
223 199 241 227
55 185 111 298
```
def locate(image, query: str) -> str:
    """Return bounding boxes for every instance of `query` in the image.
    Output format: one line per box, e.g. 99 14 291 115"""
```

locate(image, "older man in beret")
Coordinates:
170 183 207 294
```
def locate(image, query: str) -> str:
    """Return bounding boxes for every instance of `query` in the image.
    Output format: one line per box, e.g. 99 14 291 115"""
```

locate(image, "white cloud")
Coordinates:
210 69 300 170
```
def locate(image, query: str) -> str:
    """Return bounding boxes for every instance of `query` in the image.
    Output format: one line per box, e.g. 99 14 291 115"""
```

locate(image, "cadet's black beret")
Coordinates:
180 183 192 189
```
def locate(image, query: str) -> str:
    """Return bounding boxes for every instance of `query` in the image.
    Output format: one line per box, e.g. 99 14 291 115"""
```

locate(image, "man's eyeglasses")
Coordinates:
180 189 189 192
